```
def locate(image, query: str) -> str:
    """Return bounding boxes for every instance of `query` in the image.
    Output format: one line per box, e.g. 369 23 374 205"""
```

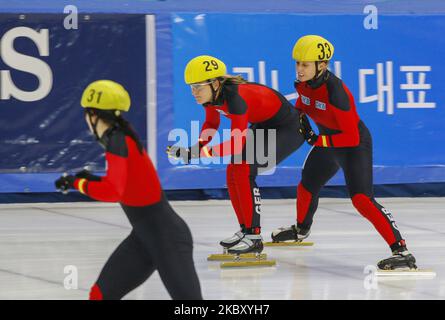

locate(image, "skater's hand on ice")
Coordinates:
55 174 76 194
299 113 318 146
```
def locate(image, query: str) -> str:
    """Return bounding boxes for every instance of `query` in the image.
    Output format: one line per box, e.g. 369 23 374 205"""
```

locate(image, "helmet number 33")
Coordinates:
317 42 332 60
86 89 103 104
203 60 219 72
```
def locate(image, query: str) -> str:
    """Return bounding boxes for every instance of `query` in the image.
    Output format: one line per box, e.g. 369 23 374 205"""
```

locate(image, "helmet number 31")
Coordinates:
317 42 332 60
203 60 219 72
86 89 103 104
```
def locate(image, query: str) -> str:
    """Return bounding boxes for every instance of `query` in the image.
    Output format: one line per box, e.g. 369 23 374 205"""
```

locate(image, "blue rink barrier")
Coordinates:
1 182 444 203
2 165 445 194
159 13 445 190
1 0 444 14
0 13 147 173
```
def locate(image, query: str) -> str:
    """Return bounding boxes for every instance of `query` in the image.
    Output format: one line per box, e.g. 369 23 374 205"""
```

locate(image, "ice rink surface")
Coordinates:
0 197 443 300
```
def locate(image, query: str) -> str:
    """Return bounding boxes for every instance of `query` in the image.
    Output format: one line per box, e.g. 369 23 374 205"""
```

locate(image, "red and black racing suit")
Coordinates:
72 126 202 300
295 70 406 252
199 81 305 234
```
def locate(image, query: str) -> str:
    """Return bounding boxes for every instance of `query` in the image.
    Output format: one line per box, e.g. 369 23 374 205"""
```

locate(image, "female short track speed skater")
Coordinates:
272 35 417 270
167 55 306 256
55 80 202 299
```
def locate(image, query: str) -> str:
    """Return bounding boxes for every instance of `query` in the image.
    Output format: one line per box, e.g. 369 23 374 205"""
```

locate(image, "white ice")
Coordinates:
0 197 443 300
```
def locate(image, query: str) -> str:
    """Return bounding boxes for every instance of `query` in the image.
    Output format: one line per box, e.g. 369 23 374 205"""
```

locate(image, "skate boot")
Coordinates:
208 229 263 261
265 224 313 247
227 234 263 255
377 247 417 270
219 230 246 252
271 224 310 242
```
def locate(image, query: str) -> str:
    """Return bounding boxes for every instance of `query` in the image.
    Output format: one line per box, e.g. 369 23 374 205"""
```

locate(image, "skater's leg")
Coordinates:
256 110 305 175
219 127 265 248
231 117 304 234
227 162 261 234
297 147 340 230
225 162 263 254
132 203 202 300
226 164 246 229
233 118 306 234
339 134 404 250
271 147 339 242
272 111 306 167
338 128 415 269
90 231 155 300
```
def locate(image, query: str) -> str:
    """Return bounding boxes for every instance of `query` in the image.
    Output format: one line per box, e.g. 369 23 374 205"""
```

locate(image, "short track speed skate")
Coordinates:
207 230 267 261
220 234 276 268
265 225 314 247
220 230 245 250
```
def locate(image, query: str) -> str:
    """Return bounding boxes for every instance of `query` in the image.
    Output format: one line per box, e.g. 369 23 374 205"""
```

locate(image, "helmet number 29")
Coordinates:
86 89 103 104
317 42 332 60
203 60 219 72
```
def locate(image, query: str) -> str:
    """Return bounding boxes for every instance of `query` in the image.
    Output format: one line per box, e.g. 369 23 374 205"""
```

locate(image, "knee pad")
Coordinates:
89 284 103 300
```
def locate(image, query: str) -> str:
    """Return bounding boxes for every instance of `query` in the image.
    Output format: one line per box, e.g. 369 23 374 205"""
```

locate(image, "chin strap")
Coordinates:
209 84 218 105
310 61 325 81
306 62 328 89
209 78 224 105
87 111 100 141
87 110 108 148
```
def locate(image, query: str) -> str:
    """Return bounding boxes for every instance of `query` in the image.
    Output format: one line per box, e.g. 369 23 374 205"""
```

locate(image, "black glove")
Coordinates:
166 145 200 164
299 113 318 146
55 174 76 194
75 169 101 182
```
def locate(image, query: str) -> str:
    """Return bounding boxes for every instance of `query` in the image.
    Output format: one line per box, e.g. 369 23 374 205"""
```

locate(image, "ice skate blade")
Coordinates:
220 259 276 268
207 253 267 261
376 268 436 278
264 241 314 247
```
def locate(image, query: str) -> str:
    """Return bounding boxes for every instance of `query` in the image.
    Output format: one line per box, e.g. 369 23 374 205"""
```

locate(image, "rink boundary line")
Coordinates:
170 197 445 207
33 207 132 230
0 197 444 210
318 206 445 236
0 202 120 210
22 207 217 248
0 267 89 294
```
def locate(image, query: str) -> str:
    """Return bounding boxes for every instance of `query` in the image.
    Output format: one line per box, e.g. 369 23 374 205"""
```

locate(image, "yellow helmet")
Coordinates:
81 80 131 112
292 35 334 62
184 55 227 84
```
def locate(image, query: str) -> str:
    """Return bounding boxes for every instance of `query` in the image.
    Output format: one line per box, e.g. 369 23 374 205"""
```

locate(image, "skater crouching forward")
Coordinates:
272 35 417 270
55 80 202 299
167 55 306 256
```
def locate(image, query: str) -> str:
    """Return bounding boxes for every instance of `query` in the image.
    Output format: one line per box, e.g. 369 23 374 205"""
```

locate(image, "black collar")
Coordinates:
98 126 118 149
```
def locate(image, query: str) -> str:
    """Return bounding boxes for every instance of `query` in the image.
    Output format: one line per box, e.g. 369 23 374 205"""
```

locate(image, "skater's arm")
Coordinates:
199 107 221 147
201 86 249 157
203 114 248 157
